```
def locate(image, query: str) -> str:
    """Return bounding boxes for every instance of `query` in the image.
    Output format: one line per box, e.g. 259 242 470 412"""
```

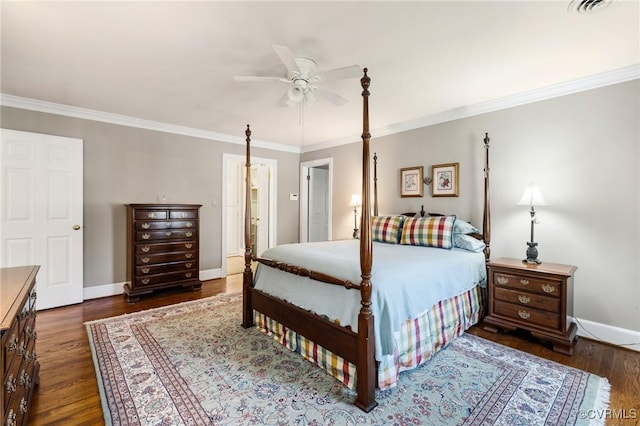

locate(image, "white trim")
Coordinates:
2 65 637 155
82 268 224 300
575 317 640 352
0 94 300 154
302 64 640 153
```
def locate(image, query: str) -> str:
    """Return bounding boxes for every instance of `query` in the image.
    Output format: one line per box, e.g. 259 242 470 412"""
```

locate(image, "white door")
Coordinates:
252 164 270 256
308 167 329 242
0 129 83 310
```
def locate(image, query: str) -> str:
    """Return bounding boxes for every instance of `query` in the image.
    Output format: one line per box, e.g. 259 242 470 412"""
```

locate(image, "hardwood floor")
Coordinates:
30 275 639 425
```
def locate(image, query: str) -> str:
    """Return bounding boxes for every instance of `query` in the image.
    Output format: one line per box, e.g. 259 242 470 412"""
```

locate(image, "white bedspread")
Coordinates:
253 239 486 359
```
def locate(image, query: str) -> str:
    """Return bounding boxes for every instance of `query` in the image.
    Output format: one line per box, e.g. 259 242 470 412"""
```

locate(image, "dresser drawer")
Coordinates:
170 210 198 219
136 229 197 242
134 210 168 220
494 287 560 312
136 261 196 276
136 241 196 254
135 270 198 287
2 321 19 374
493 300 560 330
492 272 562 297
136 251 197 266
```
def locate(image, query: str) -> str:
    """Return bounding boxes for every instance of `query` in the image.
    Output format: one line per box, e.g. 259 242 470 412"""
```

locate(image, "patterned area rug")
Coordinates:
86 294 610 425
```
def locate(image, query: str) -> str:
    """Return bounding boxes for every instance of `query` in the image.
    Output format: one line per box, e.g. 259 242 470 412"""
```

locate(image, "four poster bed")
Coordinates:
241 68 492 412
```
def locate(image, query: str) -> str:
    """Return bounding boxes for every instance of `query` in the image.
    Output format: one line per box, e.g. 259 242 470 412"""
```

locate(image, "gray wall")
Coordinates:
303 80 640 333
0 107 300 288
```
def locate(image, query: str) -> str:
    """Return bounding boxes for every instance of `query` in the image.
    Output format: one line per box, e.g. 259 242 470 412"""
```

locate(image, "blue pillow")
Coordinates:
454 234 486 252
453 219 480 235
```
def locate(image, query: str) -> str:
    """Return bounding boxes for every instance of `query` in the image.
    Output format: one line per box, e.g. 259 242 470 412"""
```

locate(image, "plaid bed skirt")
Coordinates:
254 284 485 390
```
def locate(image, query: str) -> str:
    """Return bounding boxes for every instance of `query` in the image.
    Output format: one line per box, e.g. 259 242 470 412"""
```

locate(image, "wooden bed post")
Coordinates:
356 68 378 413
482 132 491 262
242 124 254 329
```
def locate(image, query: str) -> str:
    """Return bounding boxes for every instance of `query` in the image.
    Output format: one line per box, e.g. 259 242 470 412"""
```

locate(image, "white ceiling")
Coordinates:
1 1 638 151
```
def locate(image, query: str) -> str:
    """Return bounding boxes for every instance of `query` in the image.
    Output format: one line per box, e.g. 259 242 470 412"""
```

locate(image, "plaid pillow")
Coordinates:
400 215 456 249
371 215 405 244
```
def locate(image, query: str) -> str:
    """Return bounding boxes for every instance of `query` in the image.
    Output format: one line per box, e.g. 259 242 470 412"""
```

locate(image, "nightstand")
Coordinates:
483 257 578 355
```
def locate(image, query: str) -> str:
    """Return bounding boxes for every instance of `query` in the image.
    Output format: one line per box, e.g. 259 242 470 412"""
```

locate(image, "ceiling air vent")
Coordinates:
568 0 616 13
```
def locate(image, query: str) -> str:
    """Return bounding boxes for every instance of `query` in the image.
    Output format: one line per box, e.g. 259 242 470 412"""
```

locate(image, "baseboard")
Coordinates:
574 317 640 352
83 268 224 300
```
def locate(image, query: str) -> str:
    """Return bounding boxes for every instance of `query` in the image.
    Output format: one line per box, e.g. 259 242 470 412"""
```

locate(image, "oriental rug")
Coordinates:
86 294 610 425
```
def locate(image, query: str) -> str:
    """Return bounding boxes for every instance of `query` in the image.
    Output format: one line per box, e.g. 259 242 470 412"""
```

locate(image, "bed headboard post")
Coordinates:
482 132 491 262
355 68 377 412
373 152 378 216
242 124 254 328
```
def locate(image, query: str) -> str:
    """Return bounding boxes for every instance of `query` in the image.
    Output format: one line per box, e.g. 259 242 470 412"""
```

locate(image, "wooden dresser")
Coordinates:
125 204 202 302
1 265 40 426
483 257 578 355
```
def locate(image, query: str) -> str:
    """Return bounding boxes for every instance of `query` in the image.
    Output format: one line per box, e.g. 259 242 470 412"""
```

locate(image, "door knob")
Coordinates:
73 225 81 230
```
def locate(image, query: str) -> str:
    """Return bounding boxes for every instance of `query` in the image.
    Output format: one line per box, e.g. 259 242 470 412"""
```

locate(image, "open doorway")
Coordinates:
222 154 277 275
300 158 333 242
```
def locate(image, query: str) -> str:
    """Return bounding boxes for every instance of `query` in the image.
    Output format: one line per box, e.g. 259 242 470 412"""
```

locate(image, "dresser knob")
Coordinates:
142 278 150 285
8 334 18 351
496 276 509 285
148 212 157 219
142 233 150 240
19 396 28 413
6 409 16 426
165 231 172 236
141 267 150 274
185 243 193 249
185 263 193 268
185 253 193 259
141 257 150 264
185 272 192 278
6 374 16 393
541 284 556 293
186 222 193 227
518 295 531 304
186 231 193 237
520 279 529 285
518 310 531 320
141 246 150 252
141 223 150 229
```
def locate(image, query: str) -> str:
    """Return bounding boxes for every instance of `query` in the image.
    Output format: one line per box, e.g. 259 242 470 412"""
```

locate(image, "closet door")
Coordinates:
1 129 83 309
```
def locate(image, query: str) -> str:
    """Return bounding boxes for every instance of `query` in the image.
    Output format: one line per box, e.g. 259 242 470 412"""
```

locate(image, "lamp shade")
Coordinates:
517 185 547 207
348 193 361 207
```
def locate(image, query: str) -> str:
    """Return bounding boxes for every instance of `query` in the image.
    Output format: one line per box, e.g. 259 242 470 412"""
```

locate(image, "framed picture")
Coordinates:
400 166 424 197
432 163 459 197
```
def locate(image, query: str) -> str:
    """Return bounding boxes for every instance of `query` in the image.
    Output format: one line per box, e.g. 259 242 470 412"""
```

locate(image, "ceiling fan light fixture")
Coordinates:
286 86 304 103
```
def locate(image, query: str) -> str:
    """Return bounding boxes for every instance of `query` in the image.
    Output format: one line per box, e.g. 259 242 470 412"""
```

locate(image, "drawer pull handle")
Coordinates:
141 223 150 229
148 212 157 219
6 374 16 393
518 310 531 320
9 334 18 350
185 272 192 278
141 246 150 252
142 233 150 240
6 409 16 426
19 396 28 414
185 243 193 249
518 295 531 304
520 279 529 285
542 284 556 293
18 370 28 386
142 278 150 284
141 257 150 264
496 276 509 285
165 231 172 236
185 262 193 268
186 222 193 227
186 231 193 237
141 267 150 274
181 212 188 218
185 253 193 259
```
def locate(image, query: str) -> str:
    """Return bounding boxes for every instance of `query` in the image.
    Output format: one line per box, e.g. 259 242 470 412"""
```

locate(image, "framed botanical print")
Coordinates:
400 166 424 197
432 163 459 197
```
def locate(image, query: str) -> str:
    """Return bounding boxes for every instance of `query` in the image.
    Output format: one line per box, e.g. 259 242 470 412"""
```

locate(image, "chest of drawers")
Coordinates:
125 204 202 302
483 257 578 355
1 265 40 426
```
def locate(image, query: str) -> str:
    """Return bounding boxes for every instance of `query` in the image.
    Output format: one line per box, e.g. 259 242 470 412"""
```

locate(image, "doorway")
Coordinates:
300 158 333 242
222 154 276 275
0 129 84 310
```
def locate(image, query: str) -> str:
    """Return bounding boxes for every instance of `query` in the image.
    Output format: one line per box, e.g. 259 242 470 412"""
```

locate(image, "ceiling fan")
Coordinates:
233 45 361 107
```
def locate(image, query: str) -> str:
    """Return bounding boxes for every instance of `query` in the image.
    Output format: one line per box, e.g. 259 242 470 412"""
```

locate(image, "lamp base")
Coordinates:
352 228 359 239
523 241 541 264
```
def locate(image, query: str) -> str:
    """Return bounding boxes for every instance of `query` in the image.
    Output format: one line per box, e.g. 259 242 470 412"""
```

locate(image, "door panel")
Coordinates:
1 129 83 310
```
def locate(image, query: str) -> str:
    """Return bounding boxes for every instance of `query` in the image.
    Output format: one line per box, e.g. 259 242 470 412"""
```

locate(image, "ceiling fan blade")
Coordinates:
272 45 300 76
233 76 290 83
316 88 348 106
315 65 361 82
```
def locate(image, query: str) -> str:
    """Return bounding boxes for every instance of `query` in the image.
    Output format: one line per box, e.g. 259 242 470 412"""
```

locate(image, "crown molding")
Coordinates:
0 95 301 154
2 64 637 155
303 64 640 153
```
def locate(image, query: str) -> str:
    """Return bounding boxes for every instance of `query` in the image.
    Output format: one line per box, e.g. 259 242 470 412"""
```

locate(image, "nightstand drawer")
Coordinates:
493 301 560 330
493 272 562 297
494 287 560 312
